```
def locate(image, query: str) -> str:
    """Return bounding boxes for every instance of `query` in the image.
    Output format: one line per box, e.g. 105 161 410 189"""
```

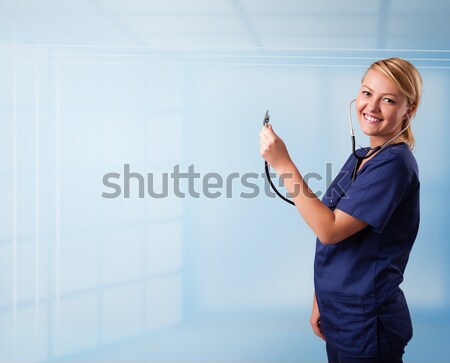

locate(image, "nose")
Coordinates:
367 97 381 113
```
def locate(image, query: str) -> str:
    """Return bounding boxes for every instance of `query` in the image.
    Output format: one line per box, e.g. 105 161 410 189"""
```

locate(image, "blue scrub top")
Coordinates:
314 142 420 358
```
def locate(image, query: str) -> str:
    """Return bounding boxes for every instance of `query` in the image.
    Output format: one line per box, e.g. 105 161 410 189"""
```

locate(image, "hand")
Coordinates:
310 293 326 341
259 124 292 172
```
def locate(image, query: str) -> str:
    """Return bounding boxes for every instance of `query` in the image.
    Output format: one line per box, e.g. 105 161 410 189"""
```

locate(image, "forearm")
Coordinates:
259 125 367 243
274 160 337 243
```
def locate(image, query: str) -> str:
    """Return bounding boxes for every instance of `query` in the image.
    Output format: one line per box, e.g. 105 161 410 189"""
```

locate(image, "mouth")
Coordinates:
363 113 384 124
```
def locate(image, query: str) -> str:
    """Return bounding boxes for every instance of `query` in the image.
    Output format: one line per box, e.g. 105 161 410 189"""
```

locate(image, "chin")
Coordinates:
360 127 377 136
358 123 378 137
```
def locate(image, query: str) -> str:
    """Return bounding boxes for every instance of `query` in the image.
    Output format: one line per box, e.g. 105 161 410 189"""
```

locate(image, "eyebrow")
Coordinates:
362 85 399 98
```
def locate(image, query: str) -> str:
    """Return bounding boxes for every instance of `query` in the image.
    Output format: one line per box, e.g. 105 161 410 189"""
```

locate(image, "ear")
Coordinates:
404 104 416 119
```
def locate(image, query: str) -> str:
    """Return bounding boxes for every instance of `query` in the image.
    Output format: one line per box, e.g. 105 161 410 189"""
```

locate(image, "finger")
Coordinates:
266 124 276 136
259 137 268 149
259 138 268 149
316 328 326 341
260 147 269 160
261 125 274 137
261 125 275 137
259 129 269 141
260 144 269 157
311 323 326 341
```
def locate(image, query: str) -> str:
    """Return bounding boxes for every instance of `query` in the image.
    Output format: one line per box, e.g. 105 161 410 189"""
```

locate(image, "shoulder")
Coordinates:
354 143 419 191
385 143 419 181
368 143 418 177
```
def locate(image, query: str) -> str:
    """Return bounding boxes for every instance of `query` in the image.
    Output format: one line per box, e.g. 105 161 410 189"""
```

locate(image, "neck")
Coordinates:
369 136 386 149
370 128 407 149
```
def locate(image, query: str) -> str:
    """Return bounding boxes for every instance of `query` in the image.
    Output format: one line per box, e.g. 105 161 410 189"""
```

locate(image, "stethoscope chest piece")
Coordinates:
263 110 270 126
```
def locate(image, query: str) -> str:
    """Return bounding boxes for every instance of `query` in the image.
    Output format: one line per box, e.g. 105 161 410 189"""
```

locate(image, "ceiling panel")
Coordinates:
0 0 448 50
95 0 235 14
250 15 379 37
122 15 247 37
390 0 450 14
240 0 379 15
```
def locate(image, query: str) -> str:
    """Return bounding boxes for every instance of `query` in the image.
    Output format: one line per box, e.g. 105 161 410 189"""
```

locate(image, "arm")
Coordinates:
259 125 367 244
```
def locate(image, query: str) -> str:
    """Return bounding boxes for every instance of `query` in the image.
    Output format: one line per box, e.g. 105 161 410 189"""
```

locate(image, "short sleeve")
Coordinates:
336 154 411 233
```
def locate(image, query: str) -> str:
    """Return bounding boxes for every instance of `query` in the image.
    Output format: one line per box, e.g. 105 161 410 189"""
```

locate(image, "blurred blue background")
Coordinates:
0 0 449 362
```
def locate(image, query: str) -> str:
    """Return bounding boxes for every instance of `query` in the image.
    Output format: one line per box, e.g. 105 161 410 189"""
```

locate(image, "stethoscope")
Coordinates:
263 101 411 205
348 99 411 161
263 110 295 206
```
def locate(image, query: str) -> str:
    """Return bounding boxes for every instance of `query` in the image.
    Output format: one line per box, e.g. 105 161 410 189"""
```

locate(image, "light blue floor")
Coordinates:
43 310 450 363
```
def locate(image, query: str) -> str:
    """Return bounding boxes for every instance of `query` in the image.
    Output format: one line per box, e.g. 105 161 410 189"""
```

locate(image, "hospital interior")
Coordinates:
0 0 449 362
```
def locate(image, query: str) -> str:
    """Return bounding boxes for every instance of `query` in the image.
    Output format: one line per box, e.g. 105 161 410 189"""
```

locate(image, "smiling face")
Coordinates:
356 68 413 147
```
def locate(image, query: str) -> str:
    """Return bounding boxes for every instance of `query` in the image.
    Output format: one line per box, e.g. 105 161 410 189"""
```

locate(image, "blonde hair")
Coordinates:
362 58 423 149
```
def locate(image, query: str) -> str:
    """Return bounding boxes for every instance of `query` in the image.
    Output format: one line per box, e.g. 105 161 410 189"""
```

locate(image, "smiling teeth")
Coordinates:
364 114 383 122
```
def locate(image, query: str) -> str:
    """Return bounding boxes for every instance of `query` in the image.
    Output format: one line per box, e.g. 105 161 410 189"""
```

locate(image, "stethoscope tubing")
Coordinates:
264 101 412 205
264 161 295 206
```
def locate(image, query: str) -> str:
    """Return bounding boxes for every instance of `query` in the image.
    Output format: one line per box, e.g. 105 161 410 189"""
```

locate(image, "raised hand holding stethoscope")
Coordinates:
260 110 295 206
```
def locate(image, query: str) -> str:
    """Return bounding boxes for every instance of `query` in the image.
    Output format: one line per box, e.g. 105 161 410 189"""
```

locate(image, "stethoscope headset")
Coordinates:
263 101 412 206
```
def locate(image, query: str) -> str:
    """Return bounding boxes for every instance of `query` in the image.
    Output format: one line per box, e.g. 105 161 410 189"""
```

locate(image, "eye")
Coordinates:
362 90 371 97
383 97 397 104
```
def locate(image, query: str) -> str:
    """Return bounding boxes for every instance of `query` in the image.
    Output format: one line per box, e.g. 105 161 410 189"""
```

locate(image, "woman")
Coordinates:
259 58 422 363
